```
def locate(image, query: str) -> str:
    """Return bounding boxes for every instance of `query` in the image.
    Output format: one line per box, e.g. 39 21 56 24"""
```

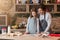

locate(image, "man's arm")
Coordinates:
44 13 52 33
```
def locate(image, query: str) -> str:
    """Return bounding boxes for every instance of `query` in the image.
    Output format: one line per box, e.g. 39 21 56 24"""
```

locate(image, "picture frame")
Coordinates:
16 5 26 12
0 15 8 26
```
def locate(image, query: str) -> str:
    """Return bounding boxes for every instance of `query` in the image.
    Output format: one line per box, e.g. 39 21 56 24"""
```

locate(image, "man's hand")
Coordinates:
41 32 49 38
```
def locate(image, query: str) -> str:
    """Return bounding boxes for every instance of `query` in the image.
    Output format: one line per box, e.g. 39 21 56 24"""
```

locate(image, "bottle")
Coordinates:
2 27 6 34
30 0 33 4
16 0 19 4
8 25 11 34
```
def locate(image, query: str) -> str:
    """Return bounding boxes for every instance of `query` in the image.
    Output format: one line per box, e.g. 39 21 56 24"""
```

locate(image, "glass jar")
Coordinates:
2 27 6 34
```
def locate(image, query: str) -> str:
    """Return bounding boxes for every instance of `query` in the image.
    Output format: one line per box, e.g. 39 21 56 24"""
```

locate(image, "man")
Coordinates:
38 4 52 35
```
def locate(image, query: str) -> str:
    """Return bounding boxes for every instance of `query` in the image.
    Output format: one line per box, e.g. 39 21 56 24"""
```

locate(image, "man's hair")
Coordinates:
38 4 46 11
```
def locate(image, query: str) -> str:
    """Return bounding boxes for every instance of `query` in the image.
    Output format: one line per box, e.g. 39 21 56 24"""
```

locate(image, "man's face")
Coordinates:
38 8 44 14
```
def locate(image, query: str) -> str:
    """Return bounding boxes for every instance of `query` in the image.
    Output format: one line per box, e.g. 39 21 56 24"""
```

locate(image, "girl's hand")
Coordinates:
36 32 42 36
25 32 30 34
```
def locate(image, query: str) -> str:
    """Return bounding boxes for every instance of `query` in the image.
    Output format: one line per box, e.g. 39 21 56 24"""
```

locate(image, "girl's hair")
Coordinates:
30 8 38 18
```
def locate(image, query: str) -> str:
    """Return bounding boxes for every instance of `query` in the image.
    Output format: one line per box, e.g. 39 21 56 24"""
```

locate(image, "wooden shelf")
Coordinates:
44 3 55 5
15 11 60 14
15 4 40 5
15 3 60 14
50 12 60 13
15 3 60 5
14 0 60 14
15 4 27 5
11 29 26 32
15 12 30 13
44 3 60 5
28 4 40 5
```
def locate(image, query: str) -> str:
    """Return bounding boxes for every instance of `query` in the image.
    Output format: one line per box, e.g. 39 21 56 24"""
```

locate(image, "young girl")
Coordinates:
25 8 39 34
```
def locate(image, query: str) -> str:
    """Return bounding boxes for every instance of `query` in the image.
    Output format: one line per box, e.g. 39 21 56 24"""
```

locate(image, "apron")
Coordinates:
39 13 48 32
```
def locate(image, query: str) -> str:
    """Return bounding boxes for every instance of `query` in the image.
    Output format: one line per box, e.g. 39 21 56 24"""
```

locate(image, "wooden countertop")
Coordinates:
0 34 59 40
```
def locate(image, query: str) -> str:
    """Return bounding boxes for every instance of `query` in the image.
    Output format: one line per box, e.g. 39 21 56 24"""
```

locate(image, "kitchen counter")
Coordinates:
0 34 59 40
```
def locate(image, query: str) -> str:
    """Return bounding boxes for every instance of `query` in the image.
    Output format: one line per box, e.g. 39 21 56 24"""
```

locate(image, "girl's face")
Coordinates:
32 11 36 17
38 8 44 14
